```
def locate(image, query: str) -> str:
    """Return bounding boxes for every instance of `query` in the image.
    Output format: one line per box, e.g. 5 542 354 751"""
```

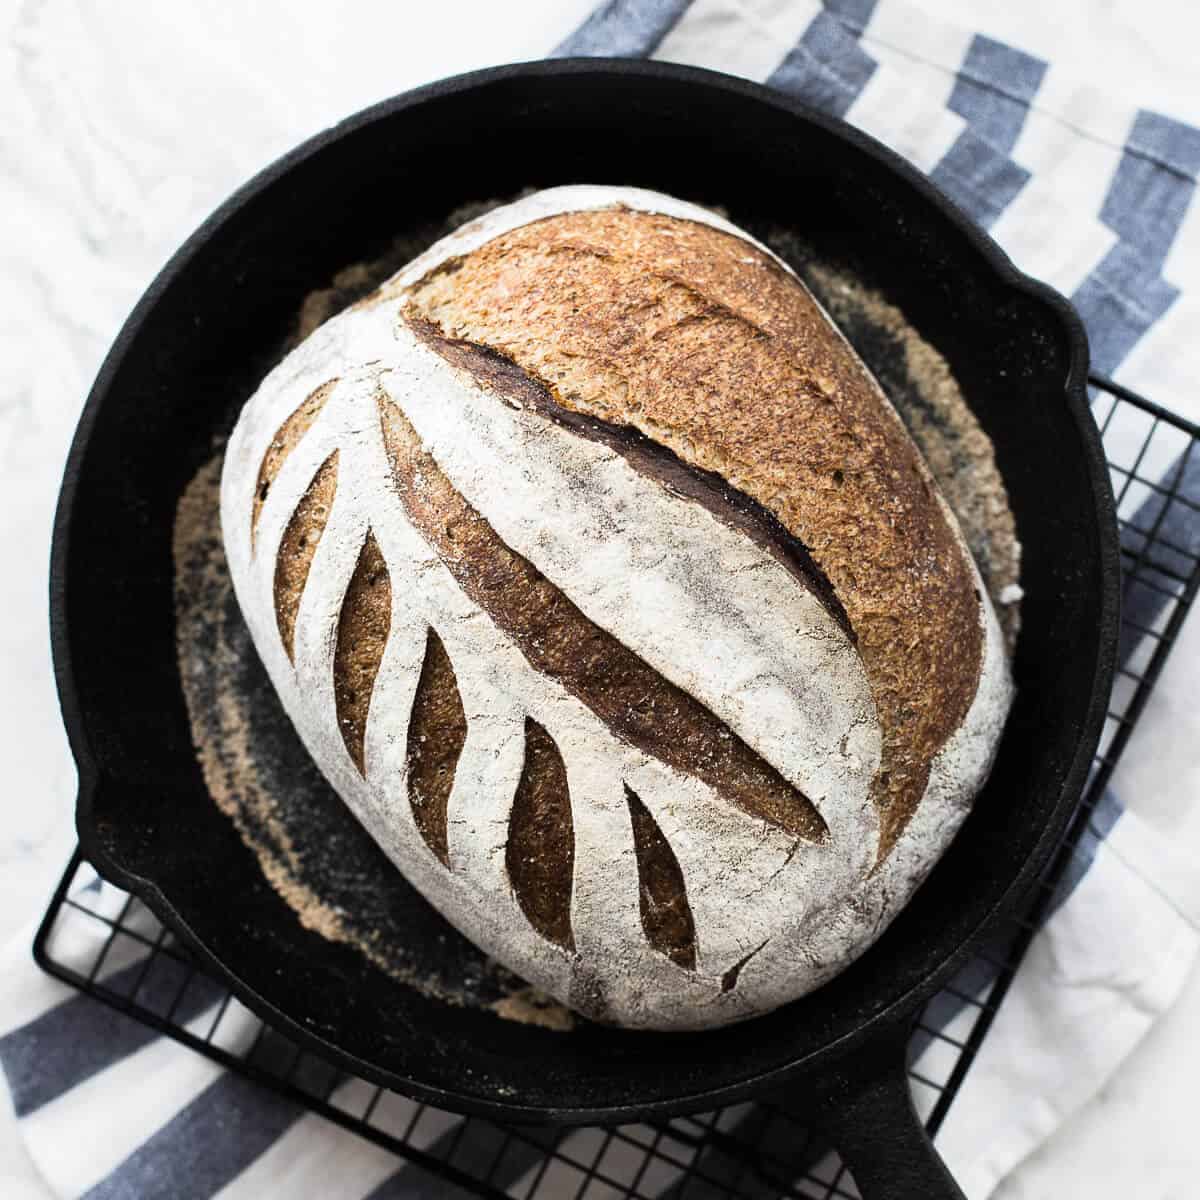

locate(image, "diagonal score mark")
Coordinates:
252 378 338 545
377 391 827 844
626 784 697 970
406 627 467 866
333 530 391 773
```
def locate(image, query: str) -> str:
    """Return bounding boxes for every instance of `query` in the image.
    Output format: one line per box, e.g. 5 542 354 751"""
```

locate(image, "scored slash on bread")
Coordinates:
402 206 983 865
221 186 1013 1030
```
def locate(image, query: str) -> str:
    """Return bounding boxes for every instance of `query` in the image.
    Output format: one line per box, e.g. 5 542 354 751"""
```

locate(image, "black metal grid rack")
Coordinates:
32 373 1200 1198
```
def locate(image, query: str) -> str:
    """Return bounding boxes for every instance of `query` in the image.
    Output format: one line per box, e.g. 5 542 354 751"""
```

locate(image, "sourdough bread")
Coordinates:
220 186 1013 1029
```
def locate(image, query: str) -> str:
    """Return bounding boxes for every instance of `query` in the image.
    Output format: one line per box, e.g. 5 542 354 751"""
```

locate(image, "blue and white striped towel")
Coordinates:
4 2 1200 1196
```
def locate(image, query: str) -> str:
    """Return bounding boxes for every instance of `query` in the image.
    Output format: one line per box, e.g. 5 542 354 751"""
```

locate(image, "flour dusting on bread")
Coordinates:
215 187 1015 1030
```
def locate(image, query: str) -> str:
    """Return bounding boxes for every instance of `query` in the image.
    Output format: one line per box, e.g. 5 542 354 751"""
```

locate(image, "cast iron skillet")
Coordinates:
51 60 1118 1197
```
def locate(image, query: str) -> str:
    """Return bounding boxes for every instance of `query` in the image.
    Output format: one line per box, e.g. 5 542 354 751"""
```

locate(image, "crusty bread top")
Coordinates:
404 206 984 862
221 186 1015 1027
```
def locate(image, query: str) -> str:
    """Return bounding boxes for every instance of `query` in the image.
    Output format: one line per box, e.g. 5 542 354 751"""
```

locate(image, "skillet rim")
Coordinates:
51 57 1119 1122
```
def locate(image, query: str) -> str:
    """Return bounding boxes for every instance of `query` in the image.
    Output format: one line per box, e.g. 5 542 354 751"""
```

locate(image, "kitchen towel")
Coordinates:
4 1 1200 1197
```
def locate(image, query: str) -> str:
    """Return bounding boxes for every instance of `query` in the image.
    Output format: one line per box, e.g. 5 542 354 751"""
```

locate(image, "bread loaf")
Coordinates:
220 186 1013 1030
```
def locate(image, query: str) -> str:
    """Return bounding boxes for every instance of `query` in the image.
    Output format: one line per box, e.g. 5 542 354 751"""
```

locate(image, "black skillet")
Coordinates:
51 60 1118 1198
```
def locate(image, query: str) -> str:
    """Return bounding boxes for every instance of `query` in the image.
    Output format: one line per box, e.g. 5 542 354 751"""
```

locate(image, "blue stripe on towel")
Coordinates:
821 0 879 34
947 36 1047 152
766 10 878 118
1074 110 1198 373
80 1074 303 1200
0 955 225 1118
1074 243 1180 375
929 130 1032 228
1105 111 1200 268
929 36 1045 227
552 0 694 57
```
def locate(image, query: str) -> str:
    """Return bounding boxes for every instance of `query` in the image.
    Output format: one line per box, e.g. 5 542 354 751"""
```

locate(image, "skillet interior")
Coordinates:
54 60 1116 1121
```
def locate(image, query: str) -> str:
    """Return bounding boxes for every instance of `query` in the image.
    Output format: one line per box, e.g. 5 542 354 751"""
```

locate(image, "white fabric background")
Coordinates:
2 2 1198 1196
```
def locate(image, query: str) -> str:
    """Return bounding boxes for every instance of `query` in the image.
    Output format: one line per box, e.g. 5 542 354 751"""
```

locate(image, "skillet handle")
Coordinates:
803 1026 965 1200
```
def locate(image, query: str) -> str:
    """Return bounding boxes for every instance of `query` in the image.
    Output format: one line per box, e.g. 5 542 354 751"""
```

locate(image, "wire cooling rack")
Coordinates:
32 373 1200 1199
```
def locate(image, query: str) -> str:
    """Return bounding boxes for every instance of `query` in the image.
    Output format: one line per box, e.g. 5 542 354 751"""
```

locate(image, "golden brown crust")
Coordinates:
273 452 338 661
793 255 1021 651
377 392 828 844
405 207 984 861
408 319 853 640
